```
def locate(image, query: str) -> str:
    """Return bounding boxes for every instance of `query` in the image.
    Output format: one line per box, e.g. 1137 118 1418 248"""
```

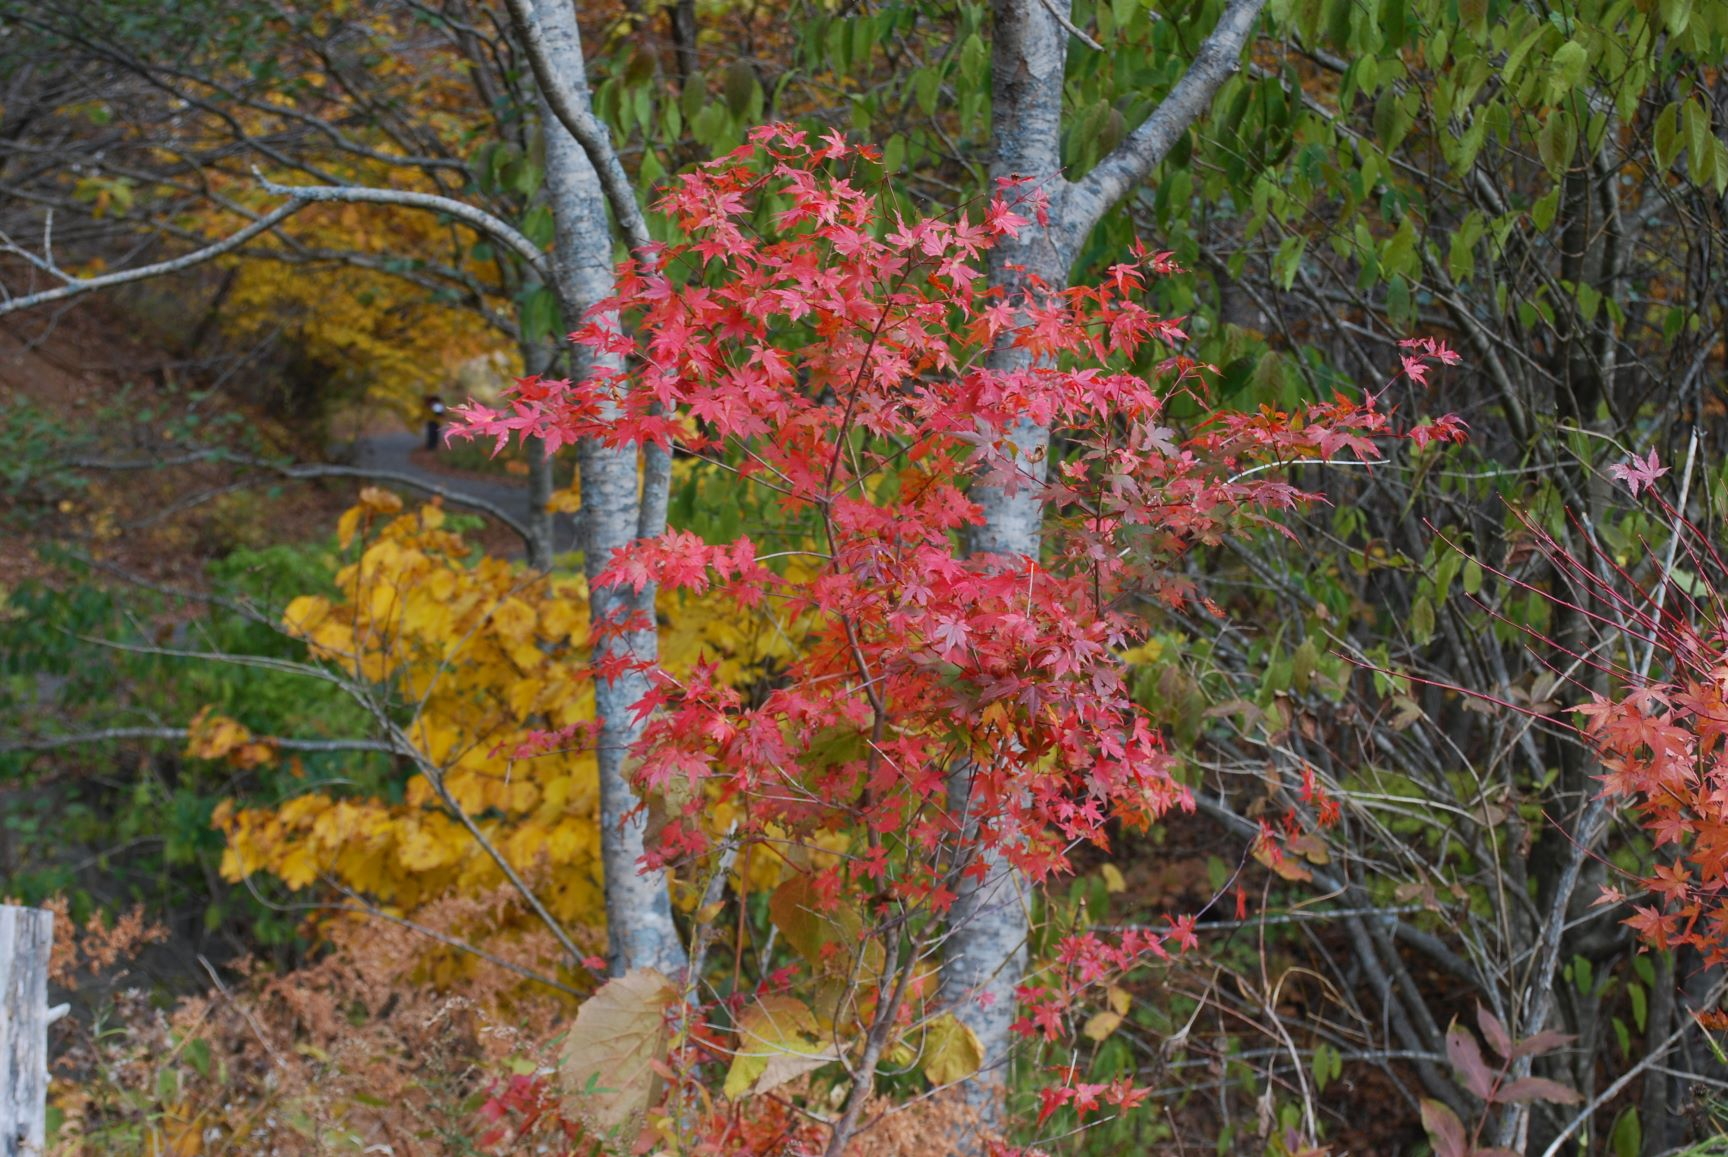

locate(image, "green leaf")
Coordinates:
1537 106 1576 176
1548 41 1588 100
960 33 987 87
1531 187 1560 231
1451 110 1489 174
1381 220 1417 279
722 61 758 118
1410 594 1435 645
505 159 542 198
1292 636 1319 694
1311 1042 1342 1092
1273 234 1307 290
1610 1106 1642 1157
1573 953 1594 995
1660 0 1692 34
1630 981 1647 1032
1502 25 1547 89
522 204 554 249
1698 127 1723 190
1654 101 1681 173
681 72 707 120
1434 548 1461 604
1448 211 1483 280
914 67 941 116
883 133 906 172
519 285 559 345
1685 99 1712 180
184 1036 212 1078
1462 558 1483 596
1386 274 1411 325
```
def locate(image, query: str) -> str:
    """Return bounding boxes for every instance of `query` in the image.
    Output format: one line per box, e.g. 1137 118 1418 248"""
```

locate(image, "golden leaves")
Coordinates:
918 1013 984 1086
724 995 839 1099
223 490 810 949
184 706 275 769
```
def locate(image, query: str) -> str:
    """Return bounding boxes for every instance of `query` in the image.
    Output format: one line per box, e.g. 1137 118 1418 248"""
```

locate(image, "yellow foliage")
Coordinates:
185 706 275 769
214 200 510 415
217 493 807 945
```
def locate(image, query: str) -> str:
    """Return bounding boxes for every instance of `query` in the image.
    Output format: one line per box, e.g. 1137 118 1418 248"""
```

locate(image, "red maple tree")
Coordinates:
456 125 1457 1148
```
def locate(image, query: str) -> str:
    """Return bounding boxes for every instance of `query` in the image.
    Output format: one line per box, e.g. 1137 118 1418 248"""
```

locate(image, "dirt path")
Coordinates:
349 431 580 557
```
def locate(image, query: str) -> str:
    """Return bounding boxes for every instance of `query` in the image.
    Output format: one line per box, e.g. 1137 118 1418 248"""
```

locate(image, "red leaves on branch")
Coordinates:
1582 672 1728 958
1497 477 1728 966
453 125 1449 1051
1608 447 1669 497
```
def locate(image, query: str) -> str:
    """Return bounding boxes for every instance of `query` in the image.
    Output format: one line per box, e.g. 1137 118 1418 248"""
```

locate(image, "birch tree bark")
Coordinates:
521 0 686 977
940 0 1269 1134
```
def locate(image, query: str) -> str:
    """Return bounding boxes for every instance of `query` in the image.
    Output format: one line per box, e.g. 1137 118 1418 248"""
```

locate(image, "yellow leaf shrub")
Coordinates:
216 493 812 951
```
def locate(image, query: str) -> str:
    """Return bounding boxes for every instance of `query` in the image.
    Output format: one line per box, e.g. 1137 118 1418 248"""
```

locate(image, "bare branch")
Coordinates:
0 200 305 317
70 451 538 548
1537 977 1728 1157
1037 0 1103 51
252 170 552 281
0 726 394 756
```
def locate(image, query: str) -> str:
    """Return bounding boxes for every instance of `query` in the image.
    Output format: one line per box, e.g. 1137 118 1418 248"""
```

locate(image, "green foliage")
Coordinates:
0 536 379 952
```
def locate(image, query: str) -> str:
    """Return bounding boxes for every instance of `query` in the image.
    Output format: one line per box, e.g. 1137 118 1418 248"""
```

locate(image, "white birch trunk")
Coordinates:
0 906 54 1157
939 0 1265 1139
530 0 687 977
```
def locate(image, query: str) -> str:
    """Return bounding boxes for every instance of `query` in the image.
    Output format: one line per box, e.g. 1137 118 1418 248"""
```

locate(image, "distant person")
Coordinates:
424 395 446 451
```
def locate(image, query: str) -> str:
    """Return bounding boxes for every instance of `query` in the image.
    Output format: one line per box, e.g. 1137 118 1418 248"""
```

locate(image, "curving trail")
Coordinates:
349 431 580 557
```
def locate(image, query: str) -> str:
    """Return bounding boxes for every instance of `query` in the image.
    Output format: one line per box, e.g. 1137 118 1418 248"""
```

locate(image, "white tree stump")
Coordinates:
0 907 54 1156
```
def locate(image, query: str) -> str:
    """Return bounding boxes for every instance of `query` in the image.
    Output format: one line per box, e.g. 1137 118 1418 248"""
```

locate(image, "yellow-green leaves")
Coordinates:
769 874 881 980
1080 986 1133 1044
723 995 839 1099
1547 40 1588 104
918 1013 983 1085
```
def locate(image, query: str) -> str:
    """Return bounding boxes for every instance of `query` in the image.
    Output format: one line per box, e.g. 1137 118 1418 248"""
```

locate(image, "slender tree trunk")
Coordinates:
938 0 1264 1136
531 0 686 977
937 3 1072 1137
526 436 556 567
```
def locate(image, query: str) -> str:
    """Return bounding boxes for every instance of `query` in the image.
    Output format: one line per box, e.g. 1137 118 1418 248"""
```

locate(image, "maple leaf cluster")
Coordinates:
456 124 1445 949
1493 489 1728 965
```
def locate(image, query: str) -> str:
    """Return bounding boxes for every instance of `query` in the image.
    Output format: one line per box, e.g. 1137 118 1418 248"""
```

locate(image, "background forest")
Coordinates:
1 0 1726 1153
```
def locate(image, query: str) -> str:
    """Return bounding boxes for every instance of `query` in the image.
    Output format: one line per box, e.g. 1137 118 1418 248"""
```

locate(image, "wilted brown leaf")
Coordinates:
559 968 678 1142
